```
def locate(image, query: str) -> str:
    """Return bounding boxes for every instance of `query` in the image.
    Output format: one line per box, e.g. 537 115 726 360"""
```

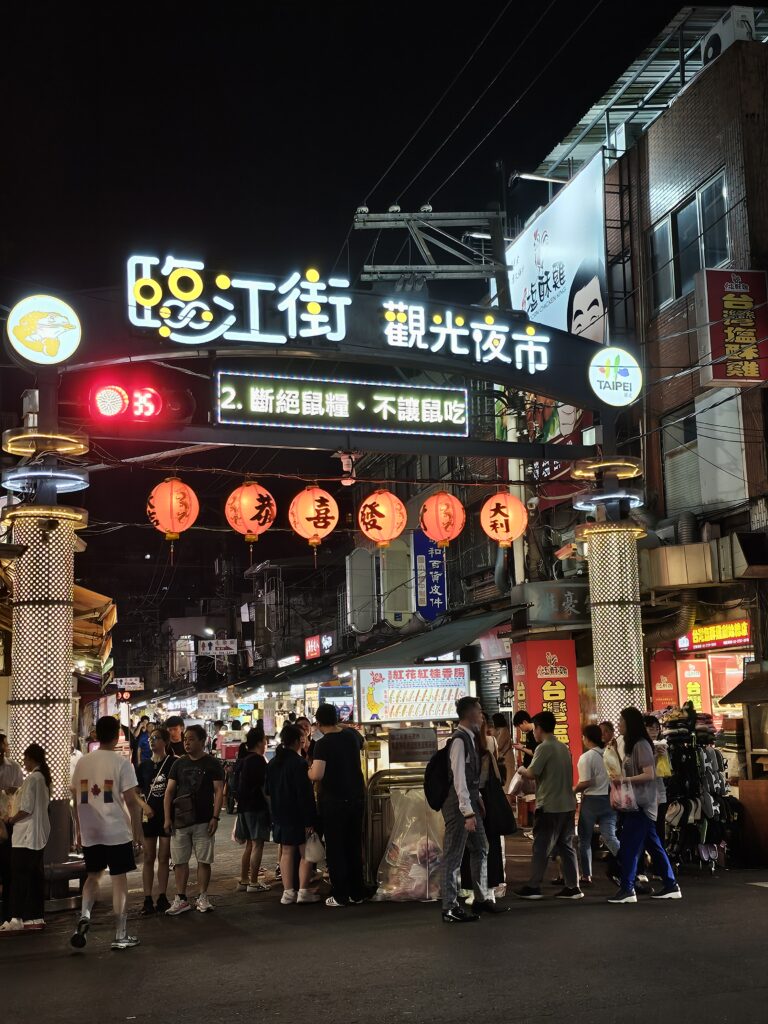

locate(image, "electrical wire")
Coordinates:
427 0 605 202
361 0 516 206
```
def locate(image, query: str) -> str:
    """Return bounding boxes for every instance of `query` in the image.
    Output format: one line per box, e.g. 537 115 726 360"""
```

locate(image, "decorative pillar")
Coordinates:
576 520 647 721
6 506 87 801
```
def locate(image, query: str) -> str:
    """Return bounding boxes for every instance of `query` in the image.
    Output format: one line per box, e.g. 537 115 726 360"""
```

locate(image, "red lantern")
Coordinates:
288 486 339 547
419 491 465 548
357 489 407 548
225 482 277 543
479 492 528 549
146 477 199 540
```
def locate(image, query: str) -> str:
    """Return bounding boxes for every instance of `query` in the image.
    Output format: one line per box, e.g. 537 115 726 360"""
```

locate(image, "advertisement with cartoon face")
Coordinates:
504 154 607 508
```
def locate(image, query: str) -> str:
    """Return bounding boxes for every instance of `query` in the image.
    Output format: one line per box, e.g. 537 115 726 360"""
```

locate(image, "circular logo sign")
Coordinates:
6 294 81 366
588 346 642 407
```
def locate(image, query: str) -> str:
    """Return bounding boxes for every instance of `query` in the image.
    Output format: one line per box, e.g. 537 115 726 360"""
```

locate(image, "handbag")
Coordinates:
172 792 197 829
304 831 326 864
609 777 638 812
482 769 517 836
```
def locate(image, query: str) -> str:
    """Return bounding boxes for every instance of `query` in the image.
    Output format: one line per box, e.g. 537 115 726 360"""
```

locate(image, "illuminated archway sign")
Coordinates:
124 253 643 414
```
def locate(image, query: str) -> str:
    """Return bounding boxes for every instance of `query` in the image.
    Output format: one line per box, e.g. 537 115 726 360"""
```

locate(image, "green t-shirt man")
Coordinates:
528 734 576 813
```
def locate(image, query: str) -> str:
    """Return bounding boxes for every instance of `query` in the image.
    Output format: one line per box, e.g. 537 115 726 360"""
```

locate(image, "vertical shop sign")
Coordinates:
676 659 712 715
412 528 446 622
650 652 678 711
696 269 768 386
510 640 581 781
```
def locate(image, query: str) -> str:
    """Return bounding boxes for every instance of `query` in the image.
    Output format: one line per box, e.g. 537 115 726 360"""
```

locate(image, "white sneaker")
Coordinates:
494 884 507 899
165 896 192 916
111 934 140 950
246 882 270 893
196 894 214 913
0 918 23 933
297 889 322 903
325 896 346 908
281 889 297 905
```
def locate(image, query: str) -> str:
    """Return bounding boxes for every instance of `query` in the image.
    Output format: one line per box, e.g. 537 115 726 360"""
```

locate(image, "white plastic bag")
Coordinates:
305 831 326 864
374 788 445 902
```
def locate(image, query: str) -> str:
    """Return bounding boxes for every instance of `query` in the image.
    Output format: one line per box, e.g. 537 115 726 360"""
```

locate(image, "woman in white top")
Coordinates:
0 744 51 932
574 725 619 884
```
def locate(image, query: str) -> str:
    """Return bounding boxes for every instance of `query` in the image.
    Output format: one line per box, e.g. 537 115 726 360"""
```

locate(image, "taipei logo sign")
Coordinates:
588 347 642 407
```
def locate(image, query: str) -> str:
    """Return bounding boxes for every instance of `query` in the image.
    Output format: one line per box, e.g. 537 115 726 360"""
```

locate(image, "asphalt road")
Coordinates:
2 823 767 1024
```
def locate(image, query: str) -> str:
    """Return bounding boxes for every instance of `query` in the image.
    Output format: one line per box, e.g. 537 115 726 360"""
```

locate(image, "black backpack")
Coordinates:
424 733 468 811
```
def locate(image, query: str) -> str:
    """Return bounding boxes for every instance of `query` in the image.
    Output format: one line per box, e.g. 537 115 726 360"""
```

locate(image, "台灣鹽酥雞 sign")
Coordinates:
696 269 768 386
216 370 468 438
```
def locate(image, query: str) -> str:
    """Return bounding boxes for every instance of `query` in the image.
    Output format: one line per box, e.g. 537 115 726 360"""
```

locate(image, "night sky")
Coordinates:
0 0 693 653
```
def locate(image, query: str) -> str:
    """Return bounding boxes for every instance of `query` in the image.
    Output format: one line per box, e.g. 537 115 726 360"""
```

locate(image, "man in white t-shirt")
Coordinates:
574 724 619 883
70 716 144 951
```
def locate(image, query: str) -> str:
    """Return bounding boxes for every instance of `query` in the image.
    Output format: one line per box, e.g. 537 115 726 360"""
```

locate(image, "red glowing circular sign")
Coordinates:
94 385 129 417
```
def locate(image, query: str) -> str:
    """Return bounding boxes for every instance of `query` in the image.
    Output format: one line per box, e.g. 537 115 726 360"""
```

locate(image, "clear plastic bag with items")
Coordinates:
374 788 445 902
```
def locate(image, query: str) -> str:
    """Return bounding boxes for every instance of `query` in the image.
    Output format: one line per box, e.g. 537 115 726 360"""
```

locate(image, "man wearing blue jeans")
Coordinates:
574 725 619 883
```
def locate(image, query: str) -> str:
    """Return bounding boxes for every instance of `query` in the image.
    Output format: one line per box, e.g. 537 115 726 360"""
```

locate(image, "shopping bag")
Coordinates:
482 771 517 836
231 817 246 846
655 752 672 778
508 770 536 798
305 831 326 864
603 745 623 780
609 778 638 812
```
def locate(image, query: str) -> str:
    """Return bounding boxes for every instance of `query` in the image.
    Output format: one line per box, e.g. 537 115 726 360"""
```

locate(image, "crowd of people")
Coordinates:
0 695 684 946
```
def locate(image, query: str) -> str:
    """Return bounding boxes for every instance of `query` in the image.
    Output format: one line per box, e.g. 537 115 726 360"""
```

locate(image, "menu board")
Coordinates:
359 664 469 723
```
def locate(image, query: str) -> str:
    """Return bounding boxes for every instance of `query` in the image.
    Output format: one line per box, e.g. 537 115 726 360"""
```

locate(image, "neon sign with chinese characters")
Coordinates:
676 619 751 652
215 370 469 438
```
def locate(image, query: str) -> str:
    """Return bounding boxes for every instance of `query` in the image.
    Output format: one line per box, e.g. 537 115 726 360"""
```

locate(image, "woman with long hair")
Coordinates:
608 707 681 904
136 727 176 915
0 744 51 931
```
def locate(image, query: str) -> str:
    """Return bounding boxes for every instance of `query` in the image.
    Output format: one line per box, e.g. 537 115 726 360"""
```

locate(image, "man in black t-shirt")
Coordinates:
163 725 225 916
308 705 366 907
165 716 186 757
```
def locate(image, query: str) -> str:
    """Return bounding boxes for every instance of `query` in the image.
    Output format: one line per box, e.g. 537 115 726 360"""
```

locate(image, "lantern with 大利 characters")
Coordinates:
479 492 528 549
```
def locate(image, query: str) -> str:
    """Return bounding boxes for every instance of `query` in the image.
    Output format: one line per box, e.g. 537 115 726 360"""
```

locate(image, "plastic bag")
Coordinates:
508 770 536 798
609 778 638 812
603 745 623 780
655 752 672 778
305 831 325 864
374 788 444 902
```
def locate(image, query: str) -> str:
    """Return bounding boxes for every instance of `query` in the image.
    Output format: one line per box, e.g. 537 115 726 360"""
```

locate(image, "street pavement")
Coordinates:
2 816 767 1023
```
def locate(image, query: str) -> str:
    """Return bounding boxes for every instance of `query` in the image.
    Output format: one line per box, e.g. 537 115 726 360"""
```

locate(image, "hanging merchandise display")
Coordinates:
146 477 199 540
419 491 465 548
357 489 407 548
225 481 277 543
288 486 339 547
479 491 528 548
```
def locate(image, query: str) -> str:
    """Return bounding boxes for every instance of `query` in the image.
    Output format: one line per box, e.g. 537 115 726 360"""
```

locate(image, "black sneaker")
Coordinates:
555 887 584 900
473 900 510 914
155 893 171 914
70 917 90 949
140 896 155 916
634 880 653 896
651 883 682 900
607 888 637 904
514 886 543 900
442 906 480 923
274 865 282 880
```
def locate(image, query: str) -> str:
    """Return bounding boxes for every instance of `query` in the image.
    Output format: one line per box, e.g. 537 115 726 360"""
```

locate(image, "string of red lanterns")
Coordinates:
145 482 528 553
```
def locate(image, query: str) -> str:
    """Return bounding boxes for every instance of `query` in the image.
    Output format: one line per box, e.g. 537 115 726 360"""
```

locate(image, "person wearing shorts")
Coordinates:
235 728 271 893
70 716 144 951
163 724 224 916
136 727 176 916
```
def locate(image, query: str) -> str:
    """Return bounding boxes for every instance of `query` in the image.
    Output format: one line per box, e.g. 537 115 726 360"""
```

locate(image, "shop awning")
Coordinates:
336 608 513 672
720 673 768 705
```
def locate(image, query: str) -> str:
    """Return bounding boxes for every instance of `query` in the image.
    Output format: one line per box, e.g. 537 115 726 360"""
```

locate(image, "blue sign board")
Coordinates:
412 529 447 622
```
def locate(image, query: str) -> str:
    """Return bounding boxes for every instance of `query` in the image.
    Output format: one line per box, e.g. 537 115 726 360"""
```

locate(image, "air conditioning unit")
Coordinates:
607 120 644 159
701 6 755 66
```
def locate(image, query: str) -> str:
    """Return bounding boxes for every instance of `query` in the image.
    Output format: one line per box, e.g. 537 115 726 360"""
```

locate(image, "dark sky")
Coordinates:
2 0 690 292
0 0 705 641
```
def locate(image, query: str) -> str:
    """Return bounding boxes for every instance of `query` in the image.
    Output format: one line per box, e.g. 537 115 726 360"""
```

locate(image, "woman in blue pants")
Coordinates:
607 708 681 904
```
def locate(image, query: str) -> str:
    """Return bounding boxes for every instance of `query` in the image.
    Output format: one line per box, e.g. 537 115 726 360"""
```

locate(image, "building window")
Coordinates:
649 172 729 311
661 406 702 516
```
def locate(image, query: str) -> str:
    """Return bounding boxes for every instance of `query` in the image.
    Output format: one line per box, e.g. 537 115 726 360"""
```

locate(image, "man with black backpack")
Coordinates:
439 696 508 923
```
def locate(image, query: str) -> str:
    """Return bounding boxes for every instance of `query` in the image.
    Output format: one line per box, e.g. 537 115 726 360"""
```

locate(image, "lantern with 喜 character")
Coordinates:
479 492 528 549
225 481 277 544
357 489 407 548
419 491 465 549
288 486 339 548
